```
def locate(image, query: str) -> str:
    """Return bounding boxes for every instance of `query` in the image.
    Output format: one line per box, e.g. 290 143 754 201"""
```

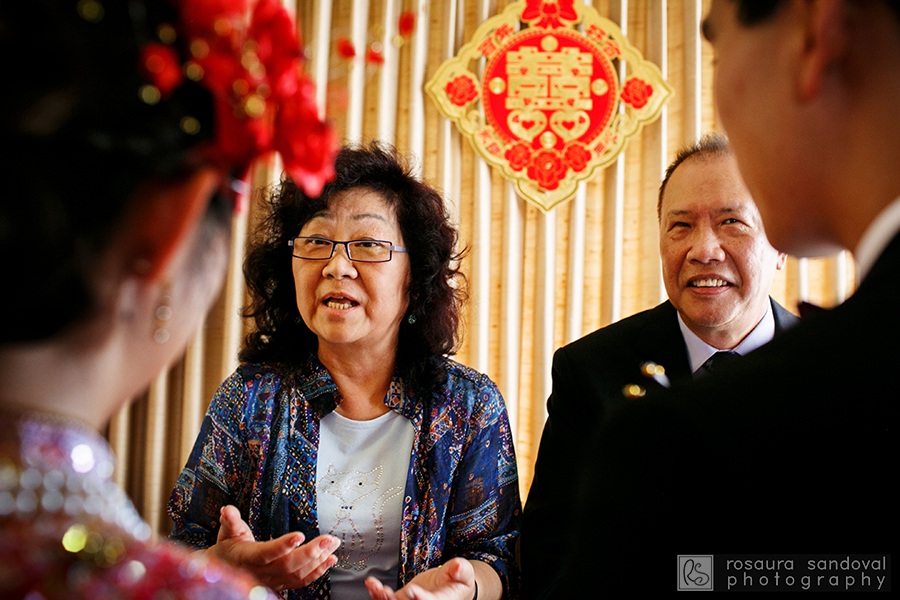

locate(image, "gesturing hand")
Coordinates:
207 505 340 591
364 557 476 600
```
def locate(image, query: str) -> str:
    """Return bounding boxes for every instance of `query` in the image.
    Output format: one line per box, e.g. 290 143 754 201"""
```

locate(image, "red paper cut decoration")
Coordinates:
425 0 671 211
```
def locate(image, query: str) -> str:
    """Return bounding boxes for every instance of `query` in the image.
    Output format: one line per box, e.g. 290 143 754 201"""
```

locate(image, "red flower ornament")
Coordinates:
139 43 183 97
274 76 337 197
179 0 247 38
336 38 357 60
505 143 532 171
620 78 653 109
366 47 385 65
142 0 337 197
249 0 303 94
445 75 478 107
564 143 591 172
398 11 416 37
528 149 568 190
521 0 578 28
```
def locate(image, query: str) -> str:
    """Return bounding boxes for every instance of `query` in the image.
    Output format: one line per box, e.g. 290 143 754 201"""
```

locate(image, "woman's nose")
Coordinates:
322 243 358 278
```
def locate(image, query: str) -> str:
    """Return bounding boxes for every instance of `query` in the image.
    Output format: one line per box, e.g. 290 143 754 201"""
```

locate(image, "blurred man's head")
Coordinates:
659 135 786 349
701 0 900 257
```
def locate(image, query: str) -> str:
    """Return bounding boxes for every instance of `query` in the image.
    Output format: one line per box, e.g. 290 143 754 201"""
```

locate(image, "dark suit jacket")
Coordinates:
558 236 900 594
520 298 798 599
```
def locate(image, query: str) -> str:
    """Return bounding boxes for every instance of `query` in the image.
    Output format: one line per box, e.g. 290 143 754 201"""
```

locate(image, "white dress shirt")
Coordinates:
854 195 900 282
677 302 776 374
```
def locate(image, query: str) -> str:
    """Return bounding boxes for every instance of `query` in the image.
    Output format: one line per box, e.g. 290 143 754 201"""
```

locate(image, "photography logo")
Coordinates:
678 555 713 590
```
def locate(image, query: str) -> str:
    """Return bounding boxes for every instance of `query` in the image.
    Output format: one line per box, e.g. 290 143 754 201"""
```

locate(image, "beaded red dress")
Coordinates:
0 410 274 599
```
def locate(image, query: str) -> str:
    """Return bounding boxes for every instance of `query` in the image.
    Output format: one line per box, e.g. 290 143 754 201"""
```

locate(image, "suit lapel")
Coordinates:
624 298 795 388
632 302 693 385
856 229 900 298
771 298 801 332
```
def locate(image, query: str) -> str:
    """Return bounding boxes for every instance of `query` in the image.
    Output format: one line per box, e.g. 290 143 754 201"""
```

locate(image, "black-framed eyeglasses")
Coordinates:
289 237 408 263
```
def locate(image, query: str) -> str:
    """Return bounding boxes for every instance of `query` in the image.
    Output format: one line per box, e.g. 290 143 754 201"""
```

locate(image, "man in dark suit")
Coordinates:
562 0 898 592
521 134 799 599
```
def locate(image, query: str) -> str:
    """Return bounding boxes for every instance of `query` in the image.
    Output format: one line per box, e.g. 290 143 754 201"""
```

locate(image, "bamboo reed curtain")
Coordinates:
107 0 857 539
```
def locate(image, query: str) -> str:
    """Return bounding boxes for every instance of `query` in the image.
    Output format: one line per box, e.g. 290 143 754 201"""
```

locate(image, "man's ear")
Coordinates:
797 0 849 101
120 168 222 281
775 252 788 271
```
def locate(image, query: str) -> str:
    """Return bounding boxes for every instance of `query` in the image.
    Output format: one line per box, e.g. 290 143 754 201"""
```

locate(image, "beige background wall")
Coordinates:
108 0 856 538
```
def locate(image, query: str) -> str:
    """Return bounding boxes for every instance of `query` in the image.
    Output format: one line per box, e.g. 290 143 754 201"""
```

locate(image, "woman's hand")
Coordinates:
364 557 479 600
206 505 340 591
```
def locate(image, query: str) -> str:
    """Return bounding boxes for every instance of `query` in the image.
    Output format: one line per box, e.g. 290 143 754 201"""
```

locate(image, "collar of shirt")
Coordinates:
299 352 411 419
854 195 900 282
677 302 775 374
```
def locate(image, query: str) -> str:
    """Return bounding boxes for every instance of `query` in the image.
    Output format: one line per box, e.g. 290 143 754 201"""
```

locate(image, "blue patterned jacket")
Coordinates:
167 356 520 599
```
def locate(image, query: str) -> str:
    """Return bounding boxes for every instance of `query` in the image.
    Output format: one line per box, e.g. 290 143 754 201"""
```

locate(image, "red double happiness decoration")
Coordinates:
426 0 671 211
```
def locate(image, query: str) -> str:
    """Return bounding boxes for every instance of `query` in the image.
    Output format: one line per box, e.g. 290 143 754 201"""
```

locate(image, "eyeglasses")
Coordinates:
289 237 408 263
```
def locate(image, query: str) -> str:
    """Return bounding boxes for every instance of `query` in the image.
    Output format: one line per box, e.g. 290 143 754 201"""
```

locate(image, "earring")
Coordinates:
407 314 416 325
119 279 138 322
153 284 173 344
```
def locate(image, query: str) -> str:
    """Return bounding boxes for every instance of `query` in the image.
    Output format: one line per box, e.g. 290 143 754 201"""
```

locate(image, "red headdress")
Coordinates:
139 0 336 196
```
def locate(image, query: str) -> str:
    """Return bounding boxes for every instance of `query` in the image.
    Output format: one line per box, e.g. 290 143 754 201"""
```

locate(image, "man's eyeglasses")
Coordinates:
289 237 408 263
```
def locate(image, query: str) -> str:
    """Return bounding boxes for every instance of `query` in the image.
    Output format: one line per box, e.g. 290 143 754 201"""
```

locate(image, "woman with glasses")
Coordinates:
168 143 521 600
0 0 333 598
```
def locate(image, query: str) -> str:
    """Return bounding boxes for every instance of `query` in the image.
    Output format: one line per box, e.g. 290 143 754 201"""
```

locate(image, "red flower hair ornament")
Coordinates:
139 0 336 197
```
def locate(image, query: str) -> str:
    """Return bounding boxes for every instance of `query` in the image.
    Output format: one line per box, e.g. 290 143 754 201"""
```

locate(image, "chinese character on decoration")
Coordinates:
425 0 672 212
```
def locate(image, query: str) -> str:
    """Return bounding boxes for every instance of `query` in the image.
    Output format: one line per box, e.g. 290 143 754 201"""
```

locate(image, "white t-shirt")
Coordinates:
316 409 415 599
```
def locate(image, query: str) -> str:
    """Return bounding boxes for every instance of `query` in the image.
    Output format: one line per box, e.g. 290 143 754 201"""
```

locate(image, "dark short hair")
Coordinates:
731 0 786 24
240 142 466 399
0 0 220 344
658 133 732 219
729 0 900 25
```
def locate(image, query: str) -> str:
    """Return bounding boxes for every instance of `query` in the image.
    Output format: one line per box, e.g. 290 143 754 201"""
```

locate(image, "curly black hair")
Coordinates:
240 142 467 399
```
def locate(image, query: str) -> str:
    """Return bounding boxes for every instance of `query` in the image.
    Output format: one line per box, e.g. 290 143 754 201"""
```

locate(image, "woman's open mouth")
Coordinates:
323 296 359 310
